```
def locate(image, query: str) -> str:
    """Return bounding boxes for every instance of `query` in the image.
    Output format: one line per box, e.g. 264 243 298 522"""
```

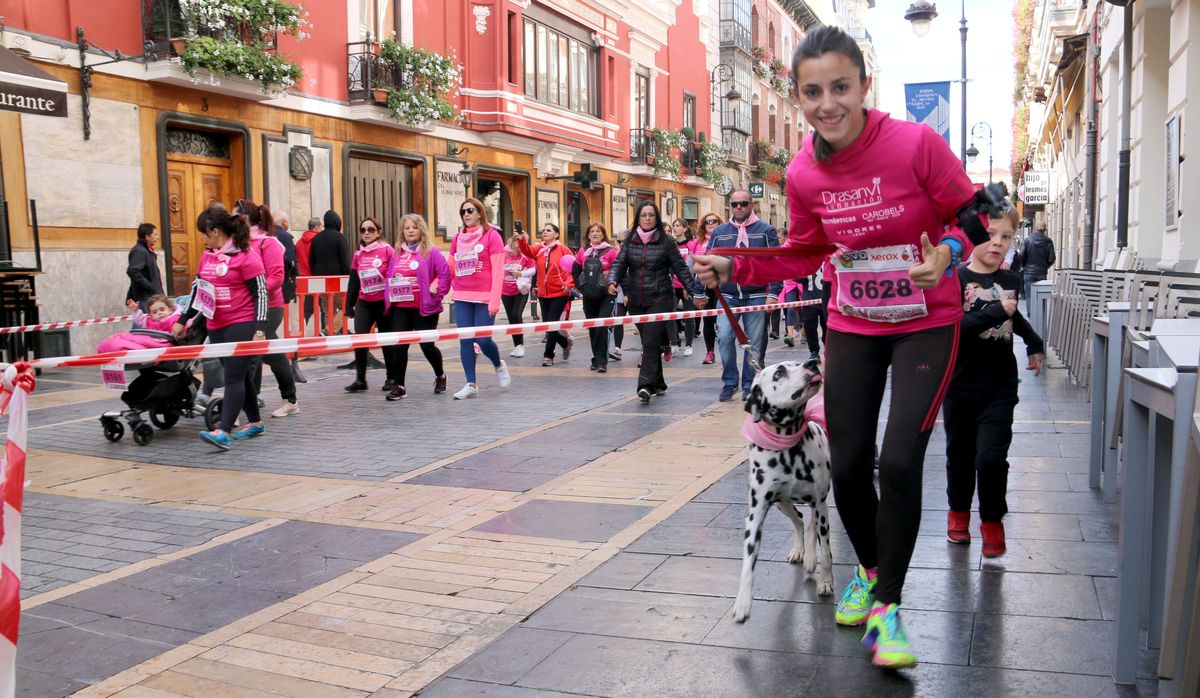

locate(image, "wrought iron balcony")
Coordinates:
141 0 278 59
630 128 654 164
348 41 406 104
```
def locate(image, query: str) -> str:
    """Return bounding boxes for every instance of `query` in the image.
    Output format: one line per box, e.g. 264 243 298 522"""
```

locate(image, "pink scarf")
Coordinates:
742 415 807 450
457 225 484 249
636 227 656 244
732 212 761 248
360 240 387 252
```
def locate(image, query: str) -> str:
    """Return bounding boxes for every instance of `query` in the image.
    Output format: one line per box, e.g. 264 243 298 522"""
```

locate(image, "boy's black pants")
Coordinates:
943 388 1019 522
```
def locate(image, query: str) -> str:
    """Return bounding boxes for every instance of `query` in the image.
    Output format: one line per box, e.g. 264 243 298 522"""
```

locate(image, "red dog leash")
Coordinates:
704 244 839 372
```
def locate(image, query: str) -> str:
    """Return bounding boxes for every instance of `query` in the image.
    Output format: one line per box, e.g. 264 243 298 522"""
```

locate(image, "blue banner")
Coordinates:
904 81 952 145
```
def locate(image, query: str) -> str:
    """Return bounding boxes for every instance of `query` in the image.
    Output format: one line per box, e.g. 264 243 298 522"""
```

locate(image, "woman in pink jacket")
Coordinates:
695 26 985 669
574 222 619 372
449 198 511 399
344 216 394 393
669 218 699 358
501 234 536 358
382 214 451 400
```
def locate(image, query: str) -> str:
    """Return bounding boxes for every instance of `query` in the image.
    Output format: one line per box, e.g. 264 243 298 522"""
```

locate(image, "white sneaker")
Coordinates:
453 384 479 400
610 347 623 359
510 345 526 358
496 361 512 388
683 346 694 357
271 401 299 418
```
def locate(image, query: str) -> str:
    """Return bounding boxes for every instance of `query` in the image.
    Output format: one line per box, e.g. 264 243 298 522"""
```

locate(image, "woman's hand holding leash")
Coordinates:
692 255 731 288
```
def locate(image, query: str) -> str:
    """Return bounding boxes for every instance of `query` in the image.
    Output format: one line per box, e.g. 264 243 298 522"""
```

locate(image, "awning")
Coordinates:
0 45 67 117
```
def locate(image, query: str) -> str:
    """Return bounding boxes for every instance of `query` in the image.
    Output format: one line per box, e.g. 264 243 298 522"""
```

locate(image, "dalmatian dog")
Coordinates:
732 359 834 623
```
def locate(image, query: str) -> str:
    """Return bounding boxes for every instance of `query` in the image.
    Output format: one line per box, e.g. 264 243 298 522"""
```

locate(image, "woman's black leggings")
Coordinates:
386 308 443 386
612 302 627 348
208 321 259 432
539 295 570 358
353 299 388 380
701 291 717 352
502 293 529 346
823 325 959 605
670 288 695 347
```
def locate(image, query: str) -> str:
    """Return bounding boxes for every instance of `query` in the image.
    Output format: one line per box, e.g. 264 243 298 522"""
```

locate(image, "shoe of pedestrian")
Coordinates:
386 385 407 401
434 374 448 394
703 351 715 365
542 357 554 367
199 429 233 450
256 398 266 409
637 388 652 404
291 359 307 384
809 351 821 362
589 364 598 371
653 388 668 396
453 384 479 400
784 335 795 348
231 421 266 440
862 602 917 668
474 343 481 354
718 386 736 402
195 393 212 408
564 336 574 361
597 365 607 373
769 332 780 340
947 511 971 544
510 345 526 358
981 521 1006 558
835 564 878 626
271 401 299 418
382 379 396 393
610 347 623 360
345 380 368 393
663 346 673 362
684 346 694 357
496 361 512 388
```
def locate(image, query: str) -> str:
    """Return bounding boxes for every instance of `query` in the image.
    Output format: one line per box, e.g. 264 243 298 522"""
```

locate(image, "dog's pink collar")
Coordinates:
741 415 806 451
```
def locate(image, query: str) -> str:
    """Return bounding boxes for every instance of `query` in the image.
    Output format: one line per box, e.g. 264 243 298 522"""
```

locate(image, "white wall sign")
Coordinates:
1021 171 1050 205
436 159 468 239
537 189 561 228
611 186 629 237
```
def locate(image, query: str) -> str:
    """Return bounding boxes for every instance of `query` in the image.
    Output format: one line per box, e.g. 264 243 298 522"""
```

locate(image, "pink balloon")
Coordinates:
558 254 577 274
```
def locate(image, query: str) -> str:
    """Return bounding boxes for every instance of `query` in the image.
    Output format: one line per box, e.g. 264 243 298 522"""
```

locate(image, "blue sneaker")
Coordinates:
231 422 266 440
718 386 736 402
863 601 917 668
835 564 877 626
199 429 232 450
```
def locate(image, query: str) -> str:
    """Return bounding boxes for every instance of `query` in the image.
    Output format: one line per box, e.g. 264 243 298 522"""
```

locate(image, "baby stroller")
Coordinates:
99 322 222 446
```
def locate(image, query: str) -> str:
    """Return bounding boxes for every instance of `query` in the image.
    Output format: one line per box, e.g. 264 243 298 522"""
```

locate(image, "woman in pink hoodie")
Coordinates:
574 222 619 372
695 26 983 669
344 216 395 393
448 197 511 399
382 213 451 400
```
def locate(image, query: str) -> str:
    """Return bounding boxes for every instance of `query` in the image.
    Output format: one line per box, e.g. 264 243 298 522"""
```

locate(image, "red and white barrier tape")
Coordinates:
34 299 823 369
0 315 134 335
0 362 34 696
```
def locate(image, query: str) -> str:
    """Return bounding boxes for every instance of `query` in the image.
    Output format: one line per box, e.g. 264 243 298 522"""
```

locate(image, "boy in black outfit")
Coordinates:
944 207 1045 558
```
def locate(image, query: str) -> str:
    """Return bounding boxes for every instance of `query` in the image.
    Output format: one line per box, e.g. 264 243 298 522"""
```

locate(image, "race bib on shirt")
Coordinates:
388 276 416 303
193 279 217 319
833 244 928 323
504 262 522 278
359 267 386 294
455 249 479 277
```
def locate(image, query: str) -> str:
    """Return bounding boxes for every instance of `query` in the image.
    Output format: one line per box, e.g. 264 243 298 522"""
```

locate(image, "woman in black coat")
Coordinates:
607 200 692 403
126 223 164 310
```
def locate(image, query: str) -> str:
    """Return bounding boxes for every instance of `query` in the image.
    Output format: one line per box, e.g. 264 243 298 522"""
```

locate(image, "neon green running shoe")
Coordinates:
835 564 877 626
862 601 917 668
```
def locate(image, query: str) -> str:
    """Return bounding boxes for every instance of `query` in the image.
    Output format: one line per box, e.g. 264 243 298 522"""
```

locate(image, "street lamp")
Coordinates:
968 121 993 183
905 1 968 168
710 63 741 114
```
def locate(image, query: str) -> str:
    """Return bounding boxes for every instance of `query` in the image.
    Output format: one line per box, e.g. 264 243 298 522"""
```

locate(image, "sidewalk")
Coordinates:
13 331 1153 696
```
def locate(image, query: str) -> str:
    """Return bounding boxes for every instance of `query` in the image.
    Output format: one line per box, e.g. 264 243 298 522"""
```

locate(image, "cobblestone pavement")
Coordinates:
10 328 1157 696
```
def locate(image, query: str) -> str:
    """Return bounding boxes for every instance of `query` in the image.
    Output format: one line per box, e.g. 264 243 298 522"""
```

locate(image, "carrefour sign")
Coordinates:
1020 171 1050 205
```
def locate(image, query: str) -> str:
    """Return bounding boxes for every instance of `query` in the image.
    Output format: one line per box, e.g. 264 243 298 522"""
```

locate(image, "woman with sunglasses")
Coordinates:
173 204 268 450
449 198 511 399
383 214 451 400
344 217 394 393
517 222 575 366
695 213 723 364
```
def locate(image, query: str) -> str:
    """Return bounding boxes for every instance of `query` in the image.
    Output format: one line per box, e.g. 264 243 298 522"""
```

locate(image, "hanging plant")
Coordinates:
696 140 727 187
378 39 463 127
177 0 310 93
649 128 687 182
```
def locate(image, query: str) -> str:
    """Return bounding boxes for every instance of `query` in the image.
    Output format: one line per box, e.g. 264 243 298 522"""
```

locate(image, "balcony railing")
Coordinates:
680 140 700 173
141 0 278 59
347 41 408 104
630 128 653 164
719 19 751 53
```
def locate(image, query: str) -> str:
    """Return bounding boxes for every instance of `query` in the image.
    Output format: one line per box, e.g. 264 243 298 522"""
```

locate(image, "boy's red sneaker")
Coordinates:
947 511 971 544
981 521 1006 558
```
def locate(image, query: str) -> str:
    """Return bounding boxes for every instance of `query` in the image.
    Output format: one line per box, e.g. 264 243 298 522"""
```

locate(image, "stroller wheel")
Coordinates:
203 397 223 432
101 418 124 443
149 409 180 430
132 423 154 446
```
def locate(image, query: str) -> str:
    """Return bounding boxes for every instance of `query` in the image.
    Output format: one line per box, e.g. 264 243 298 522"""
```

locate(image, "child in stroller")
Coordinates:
99 309 222 446
96 295 180 353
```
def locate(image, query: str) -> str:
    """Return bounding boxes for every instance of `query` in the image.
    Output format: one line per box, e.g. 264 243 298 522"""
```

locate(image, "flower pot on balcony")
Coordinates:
371 88 389 104
170 38 187 56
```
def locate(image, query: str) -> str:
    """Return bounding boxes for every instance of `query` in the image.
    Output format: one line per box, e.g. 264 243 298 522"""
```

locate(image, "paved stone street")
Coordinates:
11 327 1156 696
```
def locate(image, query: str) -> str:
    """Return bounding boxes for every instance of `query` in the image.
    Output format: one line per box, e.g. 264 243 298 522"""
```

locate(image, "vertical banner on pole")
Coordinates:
904 81 952 145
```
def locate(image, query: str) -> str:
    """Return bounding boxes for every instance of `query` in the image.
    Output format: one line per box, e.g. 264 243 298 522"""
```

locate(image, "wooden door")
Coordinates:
346 158 411 246
166 160 231 293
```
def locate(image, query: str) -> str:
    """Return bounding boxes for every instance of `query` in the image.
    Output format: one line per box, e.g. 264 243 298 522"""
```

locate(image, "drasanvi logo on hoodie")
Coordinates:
821 177 884 213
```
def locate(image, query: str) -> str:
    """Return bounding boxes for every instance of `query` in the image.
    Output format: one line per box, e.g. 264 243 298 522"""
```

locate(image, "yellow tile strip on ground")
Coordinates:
74 398 751 698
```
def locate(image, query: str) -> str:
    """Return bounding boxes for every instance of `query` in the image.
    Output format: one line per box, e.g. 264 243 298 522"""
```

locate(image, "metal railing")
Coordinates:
347 40 408 103
630 128 653 164
141 0 278 59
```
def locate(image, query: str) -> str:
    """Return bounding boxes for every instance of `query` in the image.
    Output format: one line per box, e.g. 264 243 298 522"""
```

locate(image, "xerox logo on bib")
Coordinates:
821 177 884 213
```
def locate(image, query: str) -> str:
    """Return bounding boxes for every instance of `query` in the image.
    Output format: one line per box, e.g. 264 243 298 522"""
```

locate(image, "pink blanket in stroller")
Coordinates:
97 332 172 353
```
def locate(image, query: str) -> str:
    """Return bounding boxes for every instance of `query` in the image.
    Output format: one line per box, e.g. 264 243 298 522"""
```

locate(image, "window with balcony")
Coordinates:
359 0 400 40
522 15 599 116
631 70 652 161
683 93 696 134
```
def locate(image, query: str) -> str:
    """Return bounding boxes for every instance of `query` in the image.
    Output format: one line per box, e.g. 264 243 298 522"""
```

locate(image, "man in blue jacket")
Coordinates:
696 191 781 401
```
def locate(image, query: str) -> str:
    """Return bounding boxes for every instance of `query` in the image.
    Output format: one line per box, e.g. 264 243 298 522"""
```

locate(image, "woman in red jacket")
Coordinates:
517 223 575 366
575 222 619 372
